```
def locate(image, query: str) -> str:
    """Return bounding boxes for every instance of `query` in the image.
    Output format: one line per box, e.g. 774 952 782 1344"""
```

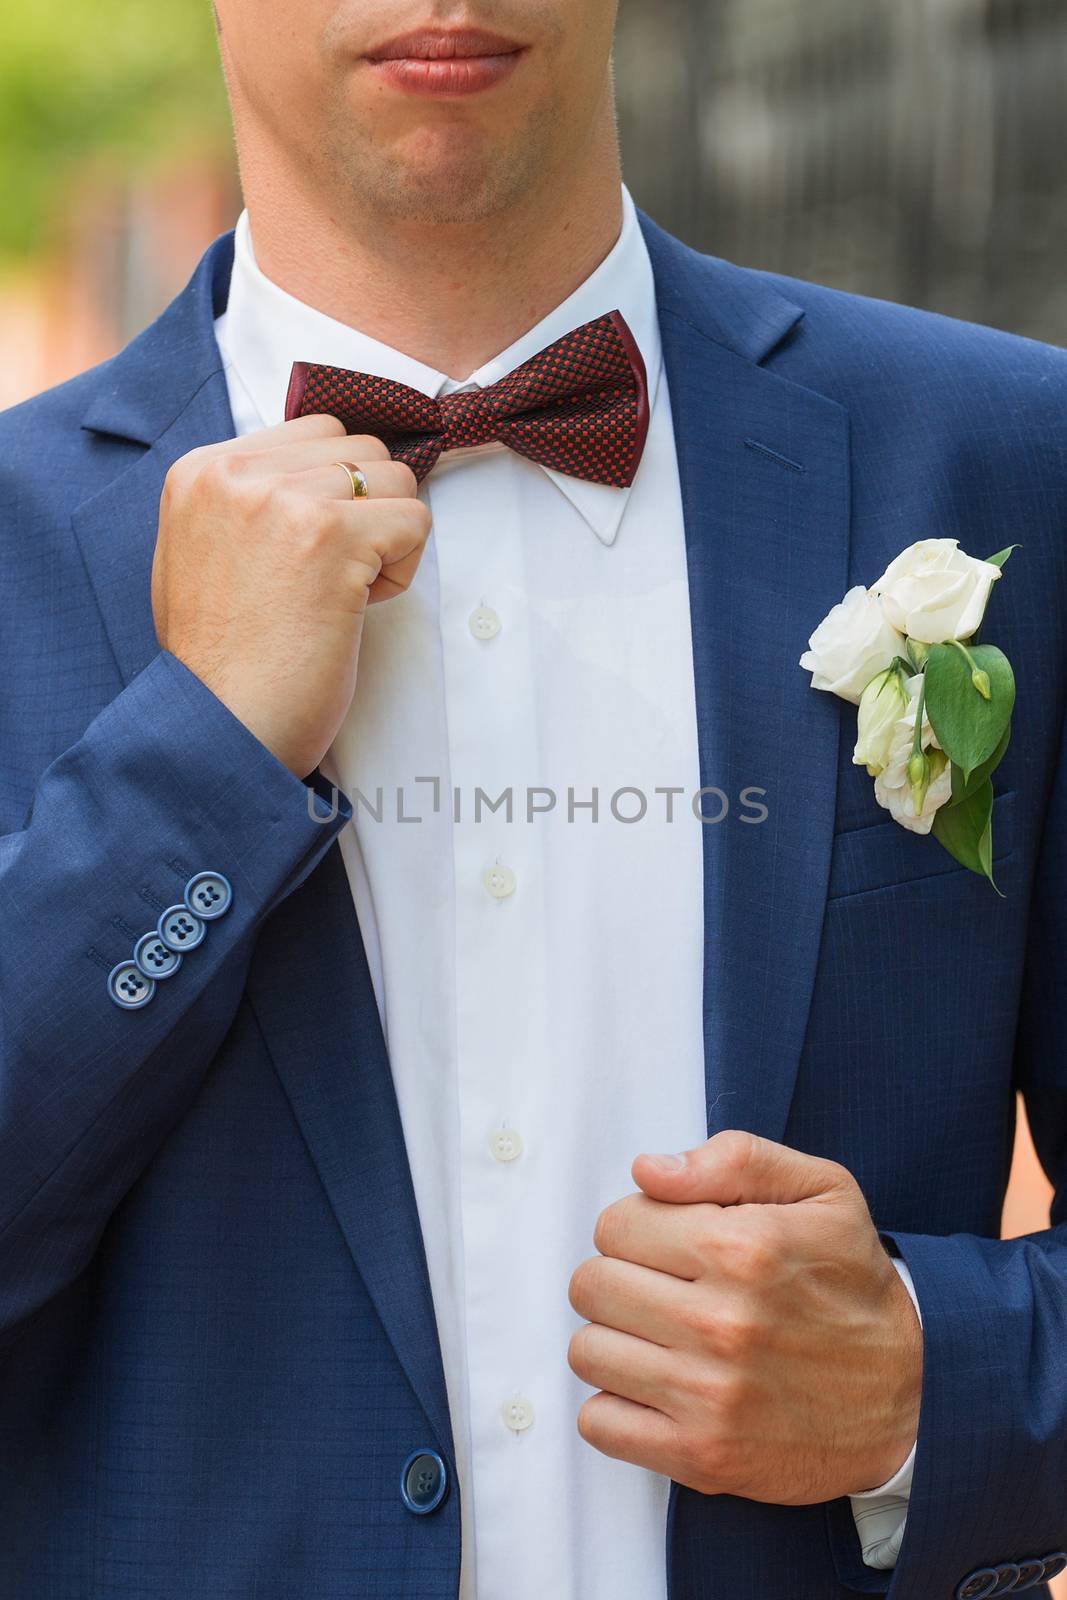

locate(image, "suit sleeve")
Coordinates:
828 697 1067 1599
0 648 351 1351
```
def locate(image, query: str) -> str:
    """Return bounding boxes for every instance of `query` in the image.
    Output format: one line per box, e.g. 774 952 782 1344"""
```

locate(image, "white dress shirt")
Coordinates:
214 181 916 1596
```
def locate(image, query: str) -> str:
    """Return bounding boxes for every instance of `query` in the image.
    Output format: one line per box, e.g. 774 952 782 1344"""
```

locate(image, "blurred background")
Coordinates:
2 0 1064 1560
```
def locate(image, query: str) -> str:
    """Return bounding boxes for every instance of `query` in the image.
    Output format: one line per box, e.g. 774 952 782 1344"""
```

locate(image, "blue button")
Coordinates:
157 905 206 953
108 960 156 1010
988 1565 1019 1596
399 1449 448 1515
955 1573 999 1600
1043 1552 1067 1582
1014 1560 1047 1592
134 931 183 980
184 871 233 921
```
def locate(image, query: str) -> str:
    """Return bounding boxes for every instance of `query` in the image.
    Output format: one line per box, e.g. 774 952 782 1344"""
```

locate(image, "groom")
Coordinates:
1 2 1066 1597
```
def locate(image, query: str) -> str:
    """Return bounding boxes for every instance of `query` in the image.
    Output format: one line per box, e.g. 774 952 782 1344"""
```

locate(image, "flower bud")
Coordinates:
853 668 908 777
971 668 992 700
906 749 930 816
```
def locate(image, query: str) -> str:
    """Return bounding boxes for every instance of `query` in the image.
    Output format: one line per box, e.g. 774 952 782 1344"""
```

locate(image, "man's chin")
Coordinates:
352 159 537 227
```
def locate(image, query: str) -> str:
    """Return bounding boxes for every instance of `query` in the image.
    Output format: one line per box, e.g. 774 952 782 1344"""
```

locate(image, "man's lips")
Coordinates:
364 27 526 61
363 28 527 96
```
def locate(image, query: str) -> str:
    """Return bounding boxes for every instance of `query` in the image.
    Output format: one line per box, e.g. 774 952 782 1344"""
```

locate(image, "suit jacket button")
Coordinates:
1042 1552 1067 1582
1014 1559 1047 1591
988 1565 1019 1595
107 960 156 1010
400 1449 448 1515
157 905 206 952
183 870 233 920
955 1572 999 1600
134 931 183 980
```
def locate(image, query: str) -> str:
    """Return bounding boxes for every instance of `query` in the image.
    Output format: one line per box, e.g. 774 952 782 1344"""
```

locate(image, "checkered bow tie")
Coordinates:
284 310 650 488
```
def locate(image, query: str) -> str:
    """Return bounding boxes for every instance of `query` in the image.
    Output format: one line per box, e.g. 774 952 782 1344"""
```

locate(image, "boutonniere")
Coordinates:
800 538 1017 889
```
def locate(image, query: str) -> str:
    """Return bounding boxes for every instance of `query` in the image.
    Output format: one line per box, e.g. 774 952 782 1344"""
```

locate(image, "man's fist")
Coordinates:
567 1130 923 1505
152 412 432 778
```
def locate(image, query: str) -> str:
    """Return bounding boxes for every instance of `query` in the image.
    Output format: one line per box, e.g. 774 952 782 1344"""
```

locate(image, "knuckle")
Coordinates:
410 497 433 539
675 1290 715 1342
567 1322 597 1379
741 1232 778 1281
195 452 246 499
710 1219 778 1283
300 412 346 437
568 1256 604 1317
592 1202 621 1257
350 433 393 460
712 1128 760 1177
388 458 419 496
707 1305 757 1362
576 1398 598 1444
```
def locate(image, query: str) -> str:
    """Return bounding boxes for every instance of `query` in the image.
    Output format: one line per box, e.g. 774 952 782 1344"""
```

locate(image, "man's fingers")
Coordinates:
568 1253 707 1348
594 1193 722 1280
368 546 426 604
575 1390 681 1476
284 458 419 501
190 411 348 459
632 1129 852 1208
568 1322 683 1417
225 429 399 477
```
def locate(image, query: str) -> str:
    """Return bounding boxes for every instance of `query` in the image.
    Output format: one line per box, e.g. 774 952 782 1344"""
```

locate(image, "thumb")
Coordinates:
632 1129 849 1207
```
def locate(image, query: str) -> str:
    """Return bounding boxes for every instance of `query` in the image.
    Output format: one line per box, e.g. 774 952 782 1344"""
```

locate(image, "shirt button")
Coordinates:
483 863 517 900
488 1127 523 1163
501 1397 535 1433
469 606 502 641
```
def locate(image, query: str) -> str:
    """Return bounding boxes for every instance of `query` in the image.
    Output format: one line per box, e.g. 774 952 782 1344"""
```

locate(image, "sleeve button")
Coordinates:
108 960 156 1010
955 1572 999 1600
183 871 233 920
158 906 206 952
134 932 183 979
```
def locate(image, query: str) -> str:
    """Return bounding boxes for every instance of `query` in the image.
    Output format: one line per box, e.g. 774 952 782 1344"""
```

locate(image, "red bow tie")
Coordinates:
284 310 649 488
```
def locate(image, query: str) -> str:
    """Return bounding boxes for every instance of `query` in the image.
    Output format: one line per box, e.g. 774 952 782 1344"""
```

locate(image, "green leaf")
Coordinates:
933 779 998 886
924 643 1016 781
949 723 1011 807
984 545 1020 569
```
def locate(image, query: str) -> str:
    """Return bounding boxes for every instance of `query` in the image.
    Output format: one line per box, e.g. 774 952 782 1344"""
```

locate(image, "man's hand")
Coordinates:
152 413 432 779
567 1130 923 1505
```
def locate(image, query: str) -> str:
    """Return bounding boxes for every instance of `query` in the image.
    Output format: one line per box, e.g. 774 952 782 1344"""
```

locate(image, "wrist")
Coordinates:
853 1257 923 1492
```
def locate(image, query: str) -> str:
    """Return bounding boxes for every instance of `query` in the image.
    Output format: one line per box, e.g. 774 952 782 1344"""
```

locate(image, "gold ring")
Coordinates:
334 461 369 499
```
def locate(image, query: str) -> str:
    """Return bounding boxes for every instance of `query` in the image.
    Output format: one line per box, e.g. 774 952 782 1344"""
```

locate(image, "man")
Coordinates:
1 2 1065 1597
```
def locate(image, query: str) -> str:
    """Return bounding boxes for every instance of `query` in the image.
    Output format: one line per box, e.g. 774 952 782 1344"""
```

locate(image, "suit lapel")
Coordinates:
71 233 453 1455
639 210 852 1147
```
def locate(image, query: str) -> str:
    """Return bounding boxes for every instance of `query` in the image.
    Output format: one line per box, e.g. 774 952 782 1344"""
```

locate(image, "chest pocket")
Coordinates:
827 788 1016 900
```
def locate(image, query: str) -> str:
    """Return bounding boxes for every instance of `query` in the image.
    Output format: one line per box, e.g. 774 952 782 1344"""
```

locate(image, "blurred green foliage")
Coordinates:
0 0 229 260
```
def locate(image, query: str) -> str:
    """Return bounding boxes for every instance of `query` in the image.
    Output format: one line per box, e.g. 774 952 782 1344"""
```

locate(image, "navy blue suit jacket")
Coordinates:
2 210 1067 1600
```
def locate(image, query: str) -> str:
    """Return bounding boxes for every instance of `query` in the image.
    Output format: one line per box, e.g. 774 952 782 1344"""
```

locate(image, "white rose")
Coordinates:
873 674 953 834
853 667 908 775
870 538 1001 644
799 586 907 706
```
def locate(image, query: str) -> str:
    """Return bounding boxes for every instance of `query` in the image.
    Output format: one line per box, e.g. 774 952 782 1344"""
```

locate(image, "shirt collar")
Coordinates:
219 182 661 548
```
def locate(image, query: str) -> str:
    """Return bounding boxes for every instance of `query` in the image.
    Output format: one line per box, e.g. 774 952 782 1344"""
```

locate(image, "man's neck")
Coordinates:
239 145 624 381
